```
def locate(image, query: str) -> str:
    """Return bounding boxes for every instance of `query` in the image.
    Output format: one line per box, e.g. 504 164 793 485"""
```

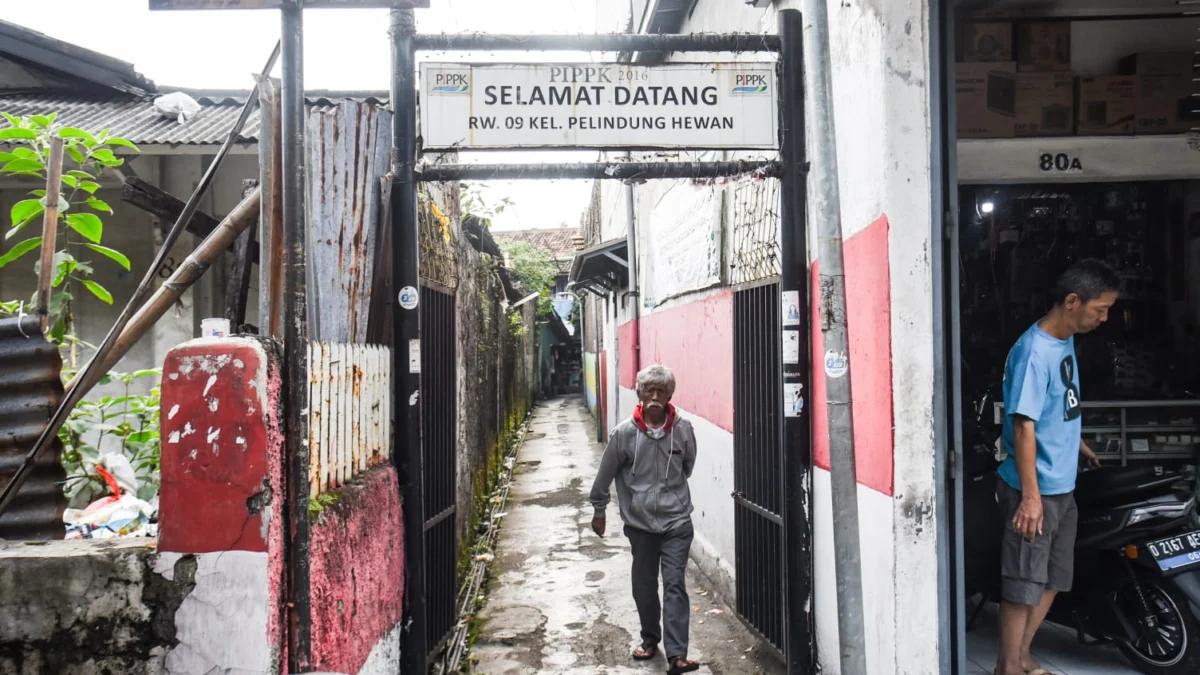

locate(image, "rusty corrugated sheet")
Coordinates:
306 98 392 343
0 316 66 540
0 92 388 146
307 342 391 498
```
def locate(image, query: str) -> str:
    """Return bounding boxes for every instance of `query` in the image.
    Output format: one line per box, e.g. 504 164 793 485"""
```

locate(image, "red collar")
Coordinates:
633 402 676 434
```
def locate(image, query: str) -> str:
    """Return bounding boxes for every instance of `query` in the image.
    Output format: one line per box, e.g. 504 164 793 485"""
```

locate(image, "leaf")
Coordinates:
66 145 84 164
10 147 38 160
66 170 93 180
0 127 36 140
92 149 117 162
1 158 44 174
104 137 140 152
81 280 113 304
58 127 97 146
30 189 46 197
0 152 11 163
29 115 50 129
0 237 42 268
84 244 130 271
61 175 78 189
0 113 19 126
85 198 113 214
10 199 43 228
47 113 57 124
79 181 100 194
132 369 161 379
66 213 102 243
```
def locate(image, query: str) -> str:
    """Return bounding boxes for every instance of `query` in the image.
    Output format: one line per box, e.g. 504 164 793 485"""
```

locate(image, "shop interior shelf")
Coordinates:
992 399 1200 466
958 134 1200 185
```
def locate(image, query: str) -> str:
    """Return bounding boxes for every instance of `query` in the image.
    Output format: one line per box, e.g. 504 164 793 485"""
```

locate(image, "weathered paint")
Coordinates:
308 466 404 675
157 551 273 675
308 342 392 497
617 289 734 432
809 214 895 497
157 337 287 674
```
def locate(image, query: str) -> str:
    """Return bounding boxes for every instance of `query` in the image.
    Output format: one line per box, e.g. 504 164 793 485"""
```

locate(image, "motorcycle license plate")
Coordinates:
1146 530 1200 572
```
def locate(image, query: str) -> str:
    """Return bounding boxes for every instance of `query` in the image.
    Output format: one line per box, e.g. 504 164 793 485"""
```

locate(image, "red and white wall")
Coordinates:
598 1 941 673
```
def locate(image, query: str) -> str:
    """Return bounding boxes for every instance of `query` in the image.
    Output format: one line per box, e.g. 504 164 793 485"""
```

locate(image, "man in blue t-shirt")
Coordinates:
994 259 1118 675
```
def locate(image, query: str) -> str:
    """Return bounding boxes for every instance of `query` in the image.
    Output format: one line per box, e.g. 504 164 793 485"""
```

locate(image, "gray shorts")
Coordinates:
996 478 1078 606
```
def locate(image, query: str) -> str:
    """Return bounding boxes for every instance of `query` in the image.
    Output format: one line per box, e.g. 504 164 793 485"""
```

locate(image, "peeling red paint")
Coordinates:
618 290 734 432
811 214 895 496
159 341 273 553
308 466 405 674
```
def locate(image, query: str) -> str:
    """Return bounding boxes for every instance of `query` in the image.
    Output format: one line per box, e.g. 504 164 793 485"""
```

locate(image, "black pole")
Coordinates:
778 9 813 675
391 8 427 675
414 32 780 53
280 1 311 670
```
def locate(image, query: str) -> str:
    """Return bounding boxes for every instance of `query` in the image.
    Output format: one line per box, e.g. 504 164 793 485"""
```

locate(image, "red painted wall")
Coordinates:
309 466 405 674
810 215 895 496
159 342 275 553
618 290 734 431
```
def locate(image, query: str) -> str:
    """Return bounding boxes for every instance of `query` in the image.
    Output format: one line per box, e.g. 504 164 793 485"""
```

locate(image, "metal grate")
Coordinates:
421 285 458 658
730 179 781 285
419 184 459 290
307 342 392 497
731 282 785 654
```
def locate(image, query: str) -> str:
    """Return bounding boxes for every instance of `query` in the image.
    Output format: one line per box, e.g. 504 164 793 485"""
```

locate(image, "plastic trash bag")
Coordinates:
153 91 201 124
63 464 155 539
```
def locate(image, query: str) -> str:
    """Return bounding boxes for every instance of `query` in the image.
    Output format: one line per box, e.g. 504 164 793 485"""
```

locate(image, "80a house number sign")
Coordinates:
1039 152 1083 173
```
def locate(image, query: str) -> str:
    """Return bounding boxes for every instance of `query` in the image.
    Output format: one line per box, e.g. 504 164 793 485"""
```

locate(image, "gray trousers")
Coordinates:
625 520 694 658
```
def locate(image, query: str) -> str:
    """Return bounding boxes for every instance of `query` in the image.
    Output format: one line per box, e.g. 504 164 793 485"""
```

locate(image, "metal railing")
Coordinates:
307 342 392 497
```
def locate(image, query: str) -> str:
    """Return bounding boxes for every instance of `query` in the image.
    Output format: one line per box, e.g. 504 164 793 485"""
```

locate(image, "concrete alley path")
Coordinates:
469 397 785 675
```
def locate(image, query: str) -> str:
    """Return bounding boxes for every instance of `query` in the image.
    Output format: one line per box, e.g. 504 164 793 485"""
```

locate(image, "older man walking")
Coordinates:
589 364 700 674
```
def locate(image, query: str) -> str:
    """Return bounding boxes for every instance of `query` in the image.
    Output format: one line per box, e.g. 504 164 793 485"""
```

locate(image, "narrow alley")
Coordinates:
469 398 784 675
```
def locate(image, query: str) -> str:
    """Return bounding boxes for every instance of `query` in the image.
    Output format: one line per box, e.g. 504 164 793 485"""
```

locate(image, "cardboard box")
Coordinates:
1076 76 1137 136
1017 22 1070 72
1135 75 1196 135
957 22 1013 62
957 62 1017 138
1015 72 1074 137
1119 52 1193 78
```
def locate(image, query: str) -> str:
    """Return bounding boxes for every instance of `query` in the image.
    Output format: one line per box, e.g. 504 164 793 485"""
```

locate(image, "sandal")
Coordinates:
667 655 700 674
633 643 658 661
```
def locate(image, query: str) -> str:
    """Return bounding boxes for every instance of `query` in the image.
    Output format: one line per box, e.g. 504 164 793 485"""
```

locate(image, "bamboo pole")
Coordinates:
64 186 262 397
36 137 64 333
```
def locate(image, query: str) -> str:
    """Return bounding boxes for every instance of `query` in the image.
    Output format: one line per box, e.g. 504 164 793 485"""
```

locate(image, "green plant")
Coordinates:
461 182 513 223
309 492 339 521
0 112 136 347
60 369 162 507
498 241 558 318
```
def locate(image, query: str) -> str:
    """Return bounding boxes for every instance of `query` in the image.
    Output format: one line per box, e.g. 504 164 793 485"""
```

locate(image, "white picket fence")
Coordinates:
307 342 391 497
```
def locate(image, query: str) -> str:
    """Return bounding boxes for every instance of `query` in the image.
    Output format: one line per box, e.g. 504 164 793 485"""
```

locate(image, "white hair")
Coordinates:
635 364 676 398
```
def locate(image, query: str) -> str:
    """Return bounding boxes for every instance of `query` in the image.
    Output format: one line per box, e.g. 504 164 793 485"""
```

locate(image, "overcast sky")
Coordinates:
3 0 621 230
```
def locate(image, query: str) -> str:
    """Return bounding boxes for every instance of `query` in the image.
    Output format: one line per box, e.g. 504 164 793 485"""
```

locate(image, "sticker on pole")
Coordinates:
782 291 801 327
824 350 848 379
784 382 804 418
409 339 422 374
399 286 419 310
782 329 800 365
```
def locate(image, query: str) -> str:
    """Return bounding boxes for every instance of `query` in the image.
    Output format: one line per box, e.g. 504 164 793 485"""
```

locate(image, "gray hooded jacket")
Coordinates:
589 414 697 534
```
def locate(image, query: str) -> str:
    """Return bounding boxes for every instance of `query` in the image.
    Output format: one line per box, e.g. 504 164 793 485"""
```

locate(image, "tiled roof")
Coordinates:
494 227 583 261
0 91 389 146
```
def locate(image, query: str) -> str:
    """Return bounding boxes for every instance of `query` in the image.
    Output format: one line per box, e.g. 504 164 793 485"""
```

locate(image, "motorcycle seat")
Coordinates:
1074 465 1188 506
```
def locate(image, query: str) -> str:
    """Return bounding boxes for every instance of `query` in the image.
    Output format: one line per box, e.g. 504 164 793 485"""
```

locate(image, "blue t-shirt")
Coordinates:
998 323 1082 496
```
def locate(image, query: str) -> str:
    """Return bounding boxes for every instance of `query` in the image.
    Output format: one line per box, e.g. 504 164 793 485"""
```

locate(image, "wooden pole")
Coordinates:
64 187 262 397
36 137 64 333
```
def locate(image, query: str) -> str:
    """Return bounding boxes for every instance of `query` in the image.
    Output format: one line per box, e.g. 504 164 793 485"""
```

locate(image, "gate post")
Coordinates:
777 9 815 674
390 8 427 674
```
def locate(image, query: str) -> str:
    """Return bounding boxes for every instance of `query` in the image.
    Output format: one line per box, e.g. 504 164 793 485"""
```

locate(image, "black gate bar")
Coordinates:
415 32 780 53
418 160 782 182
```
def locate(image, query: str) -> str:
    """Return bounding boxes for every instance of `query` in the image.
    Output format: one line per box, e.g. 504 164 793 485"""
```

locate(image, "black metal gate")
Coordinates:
732 281 785 654
420 284 457 658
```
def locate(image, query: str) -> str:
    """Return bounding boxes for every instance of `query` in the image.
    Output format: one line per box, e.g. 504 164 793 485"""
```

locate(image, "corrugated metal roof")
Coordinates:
0 91 390 146
0 315 66 541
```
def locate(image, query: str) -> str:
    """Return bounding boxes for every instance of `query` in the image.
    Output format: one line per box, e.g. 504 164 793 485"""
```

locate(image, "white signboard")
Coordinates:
420 62 778 150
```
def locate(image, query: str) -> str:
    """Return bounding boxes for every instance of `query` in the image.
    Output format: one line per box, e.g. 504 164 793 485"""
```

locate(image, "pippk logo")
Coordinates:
732 72 769 95
430 70 470 94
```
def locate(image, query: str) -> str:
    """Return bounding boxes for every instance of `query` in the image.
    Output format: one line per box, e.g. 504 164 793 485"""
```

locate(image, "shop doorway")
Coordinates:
939 2 1200 674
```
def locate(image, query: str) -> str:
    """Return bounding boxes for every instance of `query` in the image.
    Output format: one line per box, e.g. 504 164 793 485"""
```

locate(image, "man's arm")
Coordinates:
1080 438 1100 468
589 430 623 525
682 425 697 479
1010 416 1044 541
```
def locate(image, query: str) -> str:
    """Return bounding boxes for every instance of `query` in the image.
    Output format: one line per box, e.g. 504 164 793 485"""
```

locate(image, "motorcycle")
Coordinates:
963 389 1200 675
